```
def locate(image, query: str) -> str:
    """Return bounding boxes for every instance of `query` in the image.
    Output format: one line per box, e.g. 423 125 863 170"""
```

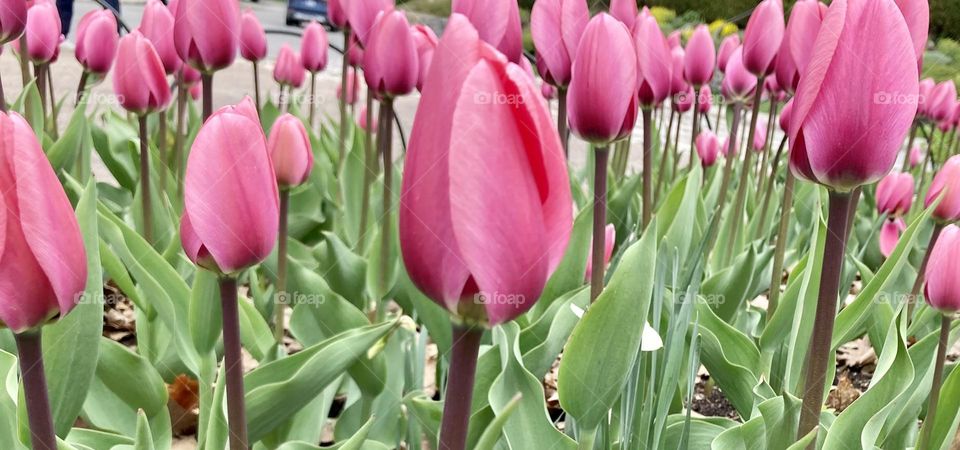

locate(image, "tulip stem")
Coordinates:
655 108 677 204
219 276 249 450
918 314 953 450
767 170 795 319
591 147 610 302
757 135 788 236
724 80 766 263
338 29 352 170
797 190 859 447
202 73 213 122
75 71 89 107
139 115 153 244
438 325 483 450
34 63 48 123
308 73 317 129
46 68 58 138
159 111 168 195
704 102 743 260
641 107 653 228
15 331 57 450
690 89 701 169
358 91 376 252
755 98 779 192
18 41 30 90
253 61 262 115
379 99 395 299
558 88 569 158
670 109 683 184
908 223 944 322
174 80 188 201
275 189 290 345
902 121 919 172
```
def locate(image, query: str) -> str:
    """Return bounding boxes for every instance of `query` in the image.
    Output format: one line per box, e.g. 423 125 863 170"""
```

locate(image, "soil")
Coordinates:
691 375 740 421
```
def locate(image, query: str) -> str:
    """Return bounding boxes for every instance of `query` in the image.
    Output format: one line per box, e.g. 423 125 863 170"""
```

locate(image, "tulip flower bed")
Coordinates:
2 0 960 449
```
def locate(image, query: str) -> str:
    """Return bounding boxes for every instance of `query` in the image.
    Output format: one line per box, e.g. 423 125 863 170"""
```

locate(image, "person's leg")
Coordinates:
55 0 73 36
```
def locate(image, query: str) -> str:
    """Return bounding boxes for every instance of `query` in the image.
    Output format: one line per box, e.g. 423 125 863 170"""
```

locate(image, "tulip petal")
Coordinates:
879 218 904 258
925 225 960 311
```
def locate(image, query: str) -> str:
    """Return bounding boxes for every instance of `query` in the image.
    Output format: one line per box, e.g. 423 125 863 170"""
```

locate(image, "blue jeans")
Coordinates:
56 0 122 36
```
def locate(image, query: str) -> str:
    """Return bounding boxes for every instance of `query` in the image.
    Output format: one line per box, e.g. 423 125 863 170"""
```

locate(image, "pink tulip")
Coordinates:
452 0 523 63
268 114 313 187
399 15 572 325
786 0 827 73
0 0 26 45
779 98 794 131
633 15 672 107
530 0 588 87
667 30 681 49
876 172 914 216
719 136 731 156
346 0 393 46
742 0 785 76
918 77 935 117
274 44 305 88
879 217 906 258
696 130 720 167
697 89 712 114
909 146 924 168
567 13 638 145
924 225 960 311
113 32 172 115
683 25 715 87
764 75 781 95
928 81 957 123
675 84 694 113
584 224 615 282
140 0 181 74
301 21 328 73
669 47 687 95
363 10 417 98
717 34 740 73
174 0 239 73
0 112 87 333
24 1 59 63
76 10 118 75
180 64 201 86
542 82 558 100
753 121 767 151
411 24 438 92
926 155 960 223
774 36 799 94
788 0 918 191
189 82 201 100
327 0 347 29
609 0 638 29
893 0 928 73
337 69 361 105
182 97 278 274
357 105 377 132
722 47 757 102
239 9 267 63
347 33 363 66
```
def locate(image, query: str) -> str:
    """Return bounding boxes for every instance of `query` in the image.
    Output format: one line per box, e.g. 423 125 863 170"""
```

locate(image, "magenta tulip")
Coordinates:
910 146 924 168
542 82 558 100
717 34 741 73
880 217 906 258
180 64 201 86
274 44 305 88
696 130 721 167
788 0 918 191
584 224 615 282
140 0 180 74
301 21 329 73
348 34 363 66
0 0 26 45
633 14 672 106
239 9 267 63
173 0 239 73
328 0 347 29
683 25 716 87
926 155 960 223
669 47 686 95
753 121 768 151
76 10 118 75
876 172 914 216
268 114 313 188
722 47 757 102
742 0 785 76
774 36 799 94
113 32 172 115
452 0 523 63
697 89 712 114
893 0 929 72
346 0 393 46
363 10 417 98
0 112 87 333
676 84 694 113
357 105 377 132
924 225 960 311
400 14 572 325
929 81 957 123
786 0 827 73
918 77 935 118
337 69 361 105
411 24 438 92
667 30 682 49
24 1 59 63
182 97 278 273
530 0 588 87
609 0 638 29
779 98 794 131
567 13 638 144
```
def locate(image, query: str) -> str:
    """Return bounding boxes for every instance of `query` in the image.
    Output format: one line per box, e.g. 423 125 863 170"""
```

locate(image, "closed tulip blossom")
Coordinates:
327 0 347 29
239 10 267 60
114 32 172 116
542 82 558 100
893 0 929 73
411 24 438 92
753 121 767 152
452 0 522 63
274 44 305 109
609 0 638 29
24 1 58 64
723 49 758 102
918 77 935 118
791 0 920 442
879 217 907 258
717 34 741 73
174 0 239 119
742 0 785 76
697 89 712 114
928 81 957 124
0 0 26 46
356 105 377 132
926 156 960 223
75 10 118 76
346 0 394 46
337 69 361 105
669 47 686 96
676 84 694 113
301 21 329 125
364 11 417 98
876 172 913 258
774 37 799 94
584 224 616 282
684 24 715 162
910 146 924 168
530 0 587 88
141 0 181 75
667 30 682 49
696 130 721 167
786 0 827 73
633 14 672 225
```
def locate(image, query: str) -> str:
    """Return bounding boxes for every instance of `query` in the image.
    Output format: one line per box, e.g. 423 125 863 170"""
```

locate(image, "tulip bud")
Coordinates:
189 82 201 100
609 0 638 29
893 0 929 73
337 69 361 105
182 97 278 274
239 9 267 63
667 30 681 49
788 0 918 192
584 224 615 282
453 0 523 63
742 0 785 76
0 112 87 333
0 0 26 45
722 47 757 102
274 44 305 88
926 155 960 223
909 146 924 168
633 15 672 107
411 24 438 92
696 130 720 167
764 76 781 95
697 89 712 114
174 0 239 73
717 34 740 73
675 84 694 113
301 21 329 73
180 64 201 86
363 10 417 98
76 10 118 76
786 0 827 73
879 217 906 258
542 83 558 100
113 32 172 115
348 33 363 66
929 81 957 123
774 36 799 94
753 121 767 151
140 0 181 75
876 172 914 216
779 98 794 131
400 15 573 325
530 0 588 87
567 14 638 145
924 225 960 312
24 1 59 63
346 0 393 46
357 105 377 133
328 0 347 30
918 78 935 118
683 25 715 87
268 114 313 188
669 47 686 95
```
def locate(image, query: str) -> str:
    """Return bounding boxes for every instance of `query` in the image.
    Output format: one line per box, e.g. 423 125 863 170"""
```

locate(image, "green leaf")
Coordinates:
188 270 222 355
46 106 88 171
696 299 762 417
531 206 593 316
558 222 657 429
520 287 589 379
0 350 22 450
315 232 367 307
65 429 134 449
473 393 522 450
13 79 43 136
922 358 960 450
134 410 155 450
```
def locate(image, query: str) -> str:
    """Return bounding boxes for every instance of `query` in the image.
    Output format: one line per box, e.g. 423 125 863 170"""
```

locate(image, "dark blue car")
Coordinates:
286 0 330 27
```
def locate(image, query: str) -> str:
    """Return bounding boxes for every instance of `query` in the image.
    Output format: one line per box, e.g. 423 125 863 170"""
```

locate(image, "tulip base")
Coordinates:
918 314 953 450
438 325 483 450
591 147 609 302
15 331 58 450
796 190 859 447
219 276 249 450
